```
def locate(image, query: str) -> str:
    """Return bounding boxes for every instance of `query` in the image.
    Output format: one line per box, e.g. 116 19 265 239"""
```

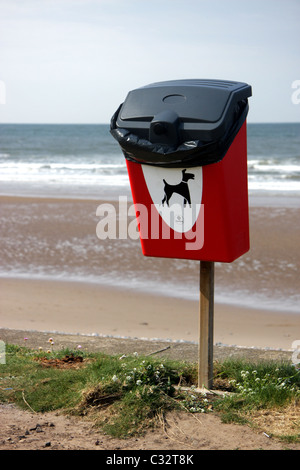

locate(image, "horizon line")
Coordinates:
0 121 299 125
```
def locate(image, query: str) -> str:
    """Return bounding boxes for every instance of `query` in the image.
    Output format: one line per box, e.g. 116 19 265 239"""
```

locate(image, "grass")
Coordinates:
0 343 299 441
213 359 300 440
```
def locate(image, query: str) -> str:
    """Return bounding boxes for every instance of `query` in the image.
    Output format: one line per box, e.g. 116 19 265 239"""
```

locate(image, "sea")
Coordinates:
0 123 299 313
0 123 299 202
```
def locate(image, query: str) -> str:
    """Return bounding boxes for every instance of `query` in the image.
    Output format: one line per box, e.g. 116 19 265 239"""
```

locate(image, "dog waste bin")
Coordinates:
111 79 252 262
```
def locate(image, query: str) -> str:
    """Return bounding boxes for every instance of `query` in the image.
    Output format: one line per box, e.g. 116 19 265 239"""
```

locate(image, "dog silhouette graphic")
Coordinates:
162 169 195 206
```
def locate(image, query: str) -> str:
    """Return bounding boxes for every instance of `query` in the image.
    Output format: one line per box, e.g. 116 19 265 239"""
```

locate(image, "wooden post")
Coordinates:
198 261 214 389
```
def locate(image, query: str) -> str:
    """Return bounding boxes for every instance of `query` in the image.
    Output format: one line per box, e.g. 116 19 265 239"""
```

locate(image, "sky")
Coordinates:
0 0 299 124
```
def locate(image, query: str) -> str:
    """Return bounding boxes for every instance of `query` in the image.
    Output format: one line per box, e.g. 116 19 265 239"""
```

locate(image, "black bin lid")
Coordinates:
111 79 252 167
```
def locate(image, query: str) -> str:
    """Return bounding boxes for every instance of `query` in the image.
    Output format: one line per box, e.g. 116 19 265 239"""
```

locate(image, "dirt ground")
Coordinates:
0 328 299 451
0 402 299 451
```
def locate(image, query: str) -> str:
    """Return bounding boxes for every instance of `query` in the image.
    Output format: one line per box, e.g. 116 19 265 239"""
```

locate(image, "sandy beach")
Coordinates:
1 276 300 350
0 195 299 351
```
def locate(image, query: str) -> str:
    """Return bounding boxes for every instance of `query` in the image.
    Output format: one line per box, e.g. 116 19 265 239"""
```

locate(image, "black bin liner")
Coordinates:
110 79 252 168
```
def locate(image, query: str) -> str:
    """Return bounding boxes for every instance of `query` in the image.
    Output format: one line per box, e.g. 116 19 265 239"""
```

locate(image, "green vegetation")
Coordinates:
0 343 299 441
213 359 300 441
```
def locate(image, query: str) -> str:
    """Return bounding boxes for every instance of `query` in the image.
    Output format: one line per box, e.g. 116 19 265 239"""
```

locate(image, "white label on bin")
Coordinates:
142 165 203 233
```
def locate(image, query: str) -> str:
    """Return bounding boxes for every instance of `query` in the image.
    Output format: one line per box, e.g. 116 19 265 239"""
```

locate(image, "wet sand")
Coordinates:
1 276 300 350
0 195 299 351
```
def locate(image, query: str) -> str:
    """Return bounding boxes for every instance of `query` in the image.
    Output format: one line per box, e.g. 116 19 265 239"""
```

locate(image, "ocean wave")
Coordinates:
248 180 300 192
248 161 300 174
0 161 126 170
1 123 300 194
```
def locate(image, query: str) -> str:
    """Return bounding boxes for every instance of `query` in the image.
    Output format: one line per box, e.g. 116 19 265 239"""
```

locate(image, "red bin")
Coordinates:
111 79 252 262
